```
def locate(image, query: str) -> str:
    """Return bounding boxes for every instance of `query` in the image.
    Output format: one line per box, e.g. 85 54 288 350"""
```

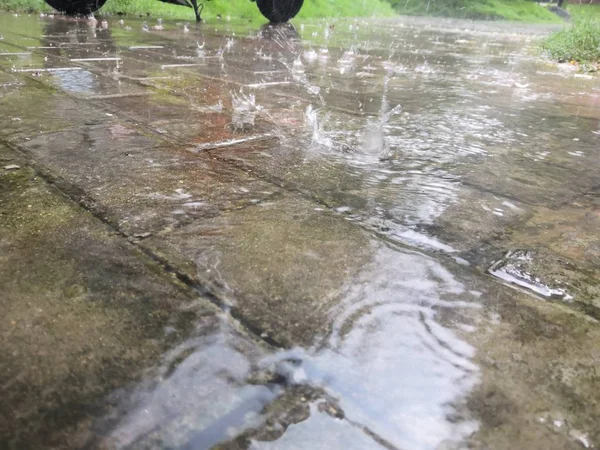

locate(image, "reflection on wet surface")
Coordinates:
95 246 481 449
249 405 380 450
255 246 480 449
101 317 275 449
1 11 599 450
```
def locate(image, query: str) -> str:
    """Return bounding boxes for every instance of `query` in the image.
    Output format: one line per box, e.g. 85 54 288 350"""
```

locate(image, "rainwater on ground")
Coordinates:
1 11 599 450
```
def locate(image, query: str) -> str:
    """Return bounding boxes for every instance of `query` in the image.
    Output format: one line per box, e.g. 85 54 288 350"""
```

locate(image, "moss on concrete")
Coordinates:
0 146 212 448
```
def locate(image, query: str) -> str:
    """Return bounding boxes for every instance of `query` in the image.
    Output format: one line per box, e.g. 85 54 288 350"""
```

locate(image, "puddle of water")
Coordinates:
249 246 481 450
249 404 381 450
52 68 98 93
92 240 481 449
2 11 599 450
96 316 277 449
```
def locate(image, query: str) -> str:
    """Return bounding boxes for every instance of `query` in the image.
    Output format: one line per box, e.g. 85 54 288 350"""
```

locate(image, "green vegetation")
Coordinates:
104 0 394 20
104 0 259 20
0 0 49 12
0 0 395 20
567 3 600 19
389 0 561 22
543 17 600 66
0 0 589 23
297 0 394 19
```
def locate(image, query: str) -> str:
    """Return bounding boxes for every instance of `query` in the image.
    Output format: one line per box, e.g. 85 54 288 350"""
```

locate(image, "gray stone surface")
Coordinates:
0 143 268 448
1 12 599 450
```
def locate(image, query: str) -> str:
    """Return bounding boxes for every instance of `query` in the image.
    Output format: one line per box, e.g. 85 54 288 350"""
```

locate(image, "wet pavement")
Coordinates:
1 11 599 450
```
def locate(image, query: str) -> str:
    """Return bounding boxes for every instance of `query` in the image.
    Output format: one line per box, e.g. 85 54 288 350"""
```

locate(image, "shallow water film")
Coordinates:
1 11 599 450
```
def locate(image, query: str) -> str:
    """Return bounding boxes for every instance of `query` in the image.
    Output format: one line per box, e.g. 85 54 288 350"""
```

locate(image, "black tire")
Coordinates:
45 0 108 15
255 0 304 23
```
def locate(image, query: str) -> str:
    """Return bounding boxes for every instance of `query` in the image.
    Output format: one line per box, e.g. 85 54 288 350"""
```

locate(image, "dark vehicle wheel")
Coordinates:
255 0 304 23
45 0 108 15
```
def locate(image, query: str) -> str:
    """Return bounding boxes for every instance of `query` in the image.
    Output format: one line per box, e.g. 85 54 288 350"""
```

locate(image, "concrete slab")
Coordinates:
1 12 600 450
0 77 112 139
0 144 271 449
20 125 280 236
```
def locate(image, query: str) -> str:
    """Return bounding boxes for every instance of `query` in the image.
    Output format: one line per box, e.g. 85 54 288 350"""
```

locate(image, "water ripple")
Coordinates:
257 246 480 449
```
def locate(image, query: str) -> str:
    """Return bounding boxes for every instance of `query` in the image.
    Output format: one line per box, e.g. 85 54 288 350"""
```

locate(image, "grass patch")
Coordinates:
0 0 51 12
390 0 562 22
296 0 395 19
104 0 261 20
567 4 600 20
0 0 395 20
543 17 600 64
